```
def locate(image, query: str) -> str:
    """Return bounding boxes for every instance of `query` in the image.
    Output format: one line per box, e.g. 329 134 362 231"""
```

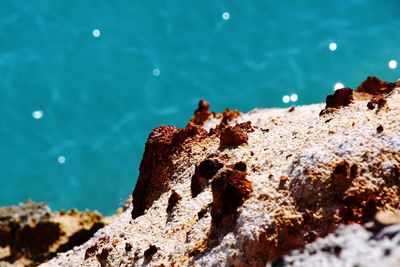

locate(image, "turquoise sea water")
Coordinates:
1 1 399 215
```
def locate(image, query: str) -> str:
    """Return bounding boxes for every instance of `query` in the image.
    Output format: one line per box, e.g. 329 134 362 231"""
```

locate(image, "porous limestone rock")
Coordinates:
41 77 400 267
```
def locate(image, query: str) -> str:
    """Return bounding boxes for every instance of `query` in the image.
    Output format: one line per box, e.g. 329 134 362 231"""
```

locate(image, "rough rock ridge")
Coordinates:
41 76 400 266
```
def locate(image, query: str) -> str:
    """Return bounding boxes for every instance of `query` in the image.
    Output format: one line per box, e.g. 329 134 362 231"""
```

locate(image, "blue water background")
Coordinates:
1 0 399 214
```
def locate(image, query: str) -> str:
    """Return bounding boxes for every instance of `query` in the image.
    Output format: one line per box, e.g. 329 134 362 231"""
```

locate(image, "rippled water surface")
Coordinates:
1 1 399 214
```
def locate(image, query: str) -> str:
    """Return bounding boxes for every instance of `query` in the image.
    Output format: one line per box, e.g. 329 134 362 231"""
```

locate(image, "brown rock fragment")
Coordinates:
166 191 182 213
220 125 248 147
221 108 241 124
356 76 393 95
320 88 354 116
210 169 253 233
208 109 243 137
191 159 223 197
190 100 212 125
326 88 354 109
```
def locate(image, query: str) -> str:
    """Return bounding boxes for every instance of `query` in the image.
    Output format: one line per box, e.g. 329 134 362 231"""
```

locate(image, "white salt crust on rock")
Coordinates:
42 85 400 267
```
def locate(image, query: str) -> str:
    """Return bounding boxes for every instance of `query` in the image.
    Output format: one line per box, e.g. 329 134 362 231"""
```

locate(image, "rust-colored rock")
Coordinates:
208 109 243 137
220 125 248 147
132 124 207 219
190 100 212 125
210 169 253 233
221 108 241 124
191 159 223 197
326 88 354 109
356 76 394 95
166 190 182 213
320 88 354 116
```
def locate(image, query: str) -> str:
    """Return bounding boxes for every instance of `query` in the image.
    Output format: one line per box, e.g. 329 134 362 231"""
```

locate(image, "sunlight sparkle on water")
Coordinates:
282 95 290 103
334 82 344 91
58 156 66 164
329 42 337 51
153 68 160 76
389 60 397 69
290 94 298 102
222 12 230 20
92 29 101 38
32 110 43 120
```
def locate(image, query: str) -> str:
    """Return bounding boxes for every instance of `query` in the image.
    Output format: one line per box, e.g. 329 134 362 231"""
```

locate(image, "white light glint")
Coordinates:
222 12 230 20
329 42 337 51
389 60 397 69
32 110 43 120
282 95 290 103
334 82 344 91
58 156 66 164
290 93 298 102
153 68 160 76
92 29 101 38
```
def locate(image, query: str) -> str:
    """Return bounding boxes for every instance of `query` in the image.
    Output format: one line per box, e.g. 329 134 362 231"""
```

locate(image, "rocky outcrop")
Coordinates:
41 76 400 266
0 201 107 266
356 76 396 96
131 124 207 219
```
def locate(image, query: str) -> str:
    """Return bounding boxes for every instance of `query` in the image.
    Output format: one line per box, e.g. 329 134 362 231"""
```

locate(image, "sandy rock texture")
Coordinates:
41 77 400 266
